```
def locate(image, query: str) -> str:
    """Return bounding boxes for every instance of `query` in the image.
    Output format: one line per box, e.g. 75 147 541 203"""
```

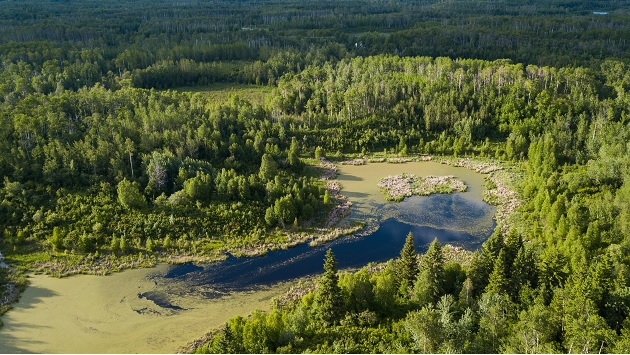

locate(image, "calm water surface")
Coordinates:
0 161 496 353
148 162 496 304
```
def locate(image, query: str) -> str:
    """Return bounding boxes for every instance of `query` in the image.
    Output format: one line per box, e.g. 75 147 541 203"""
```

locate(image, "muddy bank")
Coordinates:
0 251 26 320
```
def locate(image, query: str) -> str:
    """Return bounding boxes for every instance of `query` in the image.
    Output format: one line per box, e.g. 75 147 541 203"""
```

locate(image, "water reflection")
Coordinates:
150 216 487 306
147 162 497 305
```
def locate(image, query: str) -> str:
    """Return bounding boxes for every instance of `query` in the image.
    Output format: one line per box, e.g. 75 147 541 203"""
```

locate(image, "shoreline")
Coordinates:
182 242 476 353
29 154 516 276
0 253 26 321
9 158 360 278
337 154 521 232
1 154 521 323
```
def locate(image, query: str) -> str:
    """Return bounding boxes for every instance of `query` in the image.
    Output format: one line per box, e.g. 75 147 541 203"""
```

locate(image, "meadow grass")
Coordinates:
173 83 273 106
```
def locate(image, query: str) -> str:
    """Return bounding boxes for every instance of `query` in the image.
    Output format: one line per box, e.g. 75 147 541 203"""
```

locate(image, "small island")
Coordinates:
377 174 467 201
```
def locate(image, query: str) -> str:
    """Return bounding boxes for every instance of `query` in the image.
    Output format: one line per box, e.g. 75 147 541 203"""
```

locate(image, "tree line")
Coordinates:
196 234 630 353
1 0 629 97
0 86 328 257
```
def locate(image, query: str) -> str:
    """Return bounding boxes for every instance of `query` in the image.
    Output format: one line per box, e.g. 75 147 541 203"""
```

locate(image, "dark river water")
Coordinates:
146 192 495 305
0 162 499 354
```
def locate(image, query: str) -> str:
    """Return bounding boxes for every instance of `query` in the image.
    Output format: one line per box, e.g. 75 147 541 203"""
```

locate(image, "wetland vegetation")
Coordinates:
0 159 498 353
1 0 630 353
377 173 468 202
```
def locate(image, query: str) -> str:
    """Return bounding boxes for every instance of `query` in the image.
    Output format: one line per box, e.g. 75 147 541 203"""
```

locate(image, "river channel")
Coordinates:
0 161 496 353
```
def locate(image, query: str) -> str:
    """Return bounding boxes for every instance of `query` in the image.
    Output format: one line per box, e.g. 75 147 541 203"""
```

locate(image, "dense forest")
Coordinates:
1 0 629 352
191 54 630 353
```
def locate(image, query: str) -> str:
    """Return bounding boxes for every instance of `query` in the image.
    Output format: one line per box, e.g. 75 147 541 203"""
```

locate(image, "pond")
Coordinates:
0 161 496 353
0 266 291 354
336 161 494 237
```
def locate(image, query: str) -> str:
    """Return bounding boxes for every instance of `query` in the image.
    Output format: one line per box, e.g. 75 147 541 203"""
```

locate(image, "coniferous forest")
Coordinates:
0 0 630 353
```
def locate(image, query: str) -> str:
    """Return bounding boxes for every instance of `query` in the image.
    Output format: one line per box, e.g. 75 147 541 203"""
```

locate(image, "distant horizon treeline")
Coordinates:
0 0 629 96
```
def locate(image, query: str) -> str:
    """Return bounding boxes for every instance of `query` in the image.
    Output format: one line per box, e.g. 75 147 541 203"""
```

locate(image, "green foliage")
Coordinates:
48 226 64 252
405 305 442 353
339 269 374 313
184 172 213 204
314 249 344 325
259 154 278 182
1 1 630 350
612 319 630 353
474 292 514 353
398 232 418 296
486 249 510 295
413 238 445 306
502 296 561 353
323 190 331 205
116 179 146 210
273 195 296 229
371 262 400 316
314 146 324 160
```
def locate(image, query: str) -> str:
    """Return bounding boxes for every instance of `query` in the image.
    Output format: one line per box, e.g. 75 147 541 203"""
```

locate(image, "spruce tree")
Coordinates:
399 232 419 296
503 230 523 267
467 230 505 296
315 249 343 325
211 324 237 353
288 137 300 167
414 238 445 306
483 229 505 260
510 246 537 300
486 249 509 295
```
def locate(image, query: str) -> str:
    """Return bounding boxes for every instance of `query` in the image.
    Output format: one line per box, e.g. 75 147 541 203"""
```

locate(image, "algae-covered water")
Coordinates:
0 161 495 353
337 161 495 237
0 265 290 353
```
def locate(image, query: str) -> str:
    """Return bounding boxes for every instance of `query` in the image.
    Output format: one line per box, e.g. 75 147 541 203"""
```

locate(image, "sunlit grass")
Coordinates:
173 83 273 106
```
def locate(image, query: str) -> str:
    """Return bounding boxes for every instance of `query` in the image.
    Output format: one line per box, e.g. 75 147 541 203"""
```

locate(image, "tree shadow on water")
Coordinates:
343 191 370 198
337 174 363 182
0 285 58 353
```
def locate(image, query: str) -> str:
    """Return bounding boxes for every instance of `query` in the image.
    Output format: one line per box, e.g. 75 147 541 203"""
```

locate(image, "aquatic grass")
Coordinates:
0 266 29 319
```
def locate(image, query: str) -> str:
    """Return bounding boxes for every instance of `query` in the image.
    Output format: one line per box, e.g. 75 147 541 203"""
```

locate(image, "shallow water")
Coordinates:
337 161 494 236
0 265 290 353
150 162 495 296
0 161 495 353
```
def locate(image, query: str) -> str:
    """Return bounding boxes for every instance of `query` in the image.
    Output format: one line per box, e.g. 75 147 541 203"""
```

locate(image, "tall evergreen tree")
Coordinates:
414 238 445 306
486 249 510 295
315 249 343 325
468 231 505 297
484 230 505 260
210 324 238 354
288 136 301 168
510 246 538 300
399 232 418 296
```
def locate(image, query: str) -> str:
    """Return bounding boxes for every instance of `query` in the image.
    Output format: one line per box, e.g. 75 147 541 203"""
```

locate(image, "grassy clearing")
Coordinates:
173 83 273 106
